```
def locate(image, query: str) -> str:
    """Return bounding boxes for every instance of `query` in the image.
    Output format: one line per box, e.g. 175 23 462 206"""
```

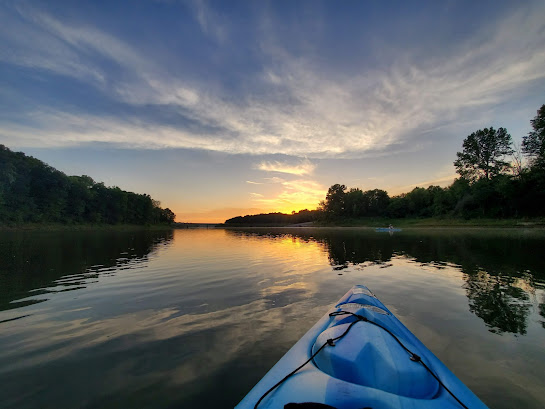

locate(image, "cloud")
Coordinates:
256 159 316 176
391 174 458 195
186 0 228 43
0 6 105 84
387 163 459 195
0 3 160 91
264 177 285 184
2 3 545 158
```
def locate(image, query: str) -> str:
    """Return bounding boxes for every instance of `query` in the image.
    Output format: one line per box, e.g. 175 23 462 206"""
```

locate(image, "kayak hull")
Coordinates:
235 285 488 409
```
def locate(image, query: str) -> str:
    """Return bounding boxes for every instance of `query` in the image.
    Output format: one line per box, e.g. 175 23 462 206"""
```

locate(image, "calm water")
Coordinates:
0 227 544 409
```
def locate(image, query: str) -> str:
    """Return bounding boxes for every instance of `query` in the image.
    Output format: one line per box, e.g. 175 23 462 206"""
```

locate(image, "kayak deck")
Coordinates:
236 285 488 409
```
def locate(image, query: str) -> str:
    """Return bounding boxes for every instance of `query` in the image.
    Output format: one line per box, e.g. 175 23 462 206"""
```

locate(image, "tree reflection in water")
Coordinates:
229 228 545 336
0 229 174 312
464 273 531 335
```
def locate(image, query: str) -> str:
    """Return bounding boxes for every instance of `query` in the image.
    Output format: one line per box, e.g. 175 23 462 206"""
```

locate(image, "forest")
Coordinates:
225 209 318 226
0 145 175 226
227 104 545 225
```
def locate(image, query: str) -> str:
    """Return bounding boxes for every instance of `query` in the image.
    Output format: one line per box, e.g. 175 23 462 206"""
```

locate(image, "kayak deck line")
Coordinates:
254 310 469 409
236 285 489 409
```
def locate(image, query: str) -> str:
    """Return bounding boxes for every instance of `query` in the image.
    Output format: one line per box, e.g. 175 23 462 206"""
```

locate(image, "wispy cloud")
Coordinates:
256 159 316 176
391 175 458 196
387 163 459 195
264 177 285 184
2 3 545 158
186 0 228 43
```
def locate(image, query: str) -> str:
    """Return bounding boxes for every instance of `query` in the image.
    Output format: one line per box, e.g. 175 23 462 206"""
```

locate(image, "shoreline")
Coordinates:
223 217 545 229
3 218 545 231
0 223 175 232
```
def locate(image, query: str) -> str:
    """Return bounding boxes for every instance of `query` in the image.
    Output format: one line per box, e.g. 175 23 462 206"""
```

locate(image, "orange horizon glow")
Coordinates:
173 203 321 224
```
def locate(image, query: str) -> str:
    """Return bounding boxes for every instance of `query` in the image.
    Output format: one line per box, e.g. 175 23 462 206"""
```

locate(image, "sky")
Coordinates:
1 0 544 222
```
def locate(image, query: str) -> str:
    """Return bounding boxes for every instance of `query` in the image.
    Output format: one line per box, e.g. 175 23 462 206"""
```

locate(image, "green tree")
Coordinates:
320 184 347 218
386 195 408 218
454 127 514 181
363 189 389 216
405 187 432 217
522 104 545 169
160 208 176 224
345 188 365 217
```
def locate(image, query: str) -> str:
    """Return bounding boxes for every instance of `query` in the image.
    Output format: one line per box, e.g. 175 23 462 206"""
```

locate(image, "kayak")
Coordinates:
375 228 402 232
235 285 488 409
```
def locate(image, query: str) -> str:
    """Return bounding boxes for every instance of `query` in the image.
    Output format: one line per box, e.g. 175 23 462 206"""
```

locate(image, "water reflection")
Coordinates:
539 296 545 329
464 273 531 335
0 229 174 311
227 228 545 336
1 228 544 409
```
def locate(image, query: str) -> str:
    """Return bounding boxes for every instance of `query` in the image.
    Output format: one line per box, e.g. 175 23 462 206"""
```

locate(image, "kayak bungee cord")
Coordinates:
254 310 470 409
254 316 369 409
330 311 470 409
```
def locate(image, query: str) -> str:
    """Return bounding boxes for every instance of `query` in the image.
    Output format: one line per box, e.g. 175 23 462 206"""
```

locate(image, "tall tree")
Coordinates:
320 184 347 218
363 189 390 216
454 127 514 181
522 104 545 168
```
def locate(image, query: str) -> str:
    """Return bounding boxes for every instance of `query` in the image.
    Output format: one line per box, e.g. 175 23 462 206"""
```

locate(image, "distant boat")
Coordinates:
375 227 402 232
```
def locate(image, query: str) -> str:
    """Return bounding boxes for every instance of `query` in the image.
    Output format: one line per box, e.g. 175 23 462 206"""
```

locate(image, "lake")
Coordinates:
0 227 544 409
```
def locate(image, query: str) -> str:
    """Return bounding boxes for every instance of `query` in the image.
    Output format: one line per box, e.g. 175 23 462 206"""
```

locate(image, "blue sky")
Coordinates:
2 0 544 222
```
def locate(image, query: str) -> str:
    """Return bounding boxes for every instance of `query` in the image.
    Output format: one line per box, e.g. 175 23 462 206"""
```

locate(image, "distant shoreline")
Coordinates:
3 218 545 231
0 223 175 232
223 217 545 229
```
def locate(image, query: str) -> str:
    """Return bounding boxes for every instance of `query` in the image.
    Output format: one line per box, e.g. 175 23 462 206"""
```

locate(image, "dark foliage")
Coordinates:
317 172 545 221
453 127 514 181
522 104 545 170
225 209 319 226
0 145 175 225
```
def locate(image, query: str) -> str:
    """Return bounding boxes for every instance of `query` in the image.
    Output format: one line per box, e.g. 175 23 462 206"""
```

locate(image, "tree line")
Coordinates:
225 209 318 226
0 145 175 225
320 104 545 220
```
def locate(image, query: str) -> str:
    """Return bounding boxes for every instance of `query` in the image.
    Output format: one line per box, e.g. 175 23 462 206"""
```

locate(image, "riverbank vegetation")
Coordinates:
0 145 175 227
